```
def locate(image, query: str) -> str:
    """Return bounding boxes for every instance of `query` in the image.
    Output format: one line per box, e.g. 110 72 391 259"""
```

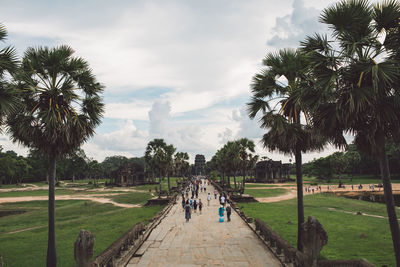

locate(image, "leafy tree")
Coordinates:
330 152 348 179
0 154 17 185
345 147 361 181
7 46 104 266
301 0 400 263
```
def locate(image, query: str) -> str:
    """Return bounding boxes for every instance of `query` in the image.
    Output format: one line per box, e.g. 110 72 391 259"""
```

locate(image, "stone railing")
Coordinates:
73 192 178 267
91 222 145 267
255 218 303 265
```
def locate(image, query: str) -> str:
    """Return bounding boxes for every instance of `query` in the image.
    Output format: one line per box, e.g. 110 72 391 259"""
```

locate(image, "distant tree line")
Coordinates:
0 145 146 185
301 142 400 181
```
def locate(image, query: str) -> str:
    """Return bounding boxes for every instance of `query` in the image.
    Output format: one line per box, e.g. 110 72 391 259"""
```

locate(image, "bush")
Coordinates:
210 171 219 181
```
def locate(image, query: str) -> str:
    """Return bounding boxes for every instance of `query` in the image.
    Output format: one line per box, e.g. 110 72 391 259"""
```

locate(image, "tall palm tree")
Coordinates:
247 49 327 251
165 144 176 193
301 0 400 263
0 24 18 131
7 46 104 267
225 141 241 189
145 139 167 193
145 139 175 193
237 138 256 189
174 152 189 177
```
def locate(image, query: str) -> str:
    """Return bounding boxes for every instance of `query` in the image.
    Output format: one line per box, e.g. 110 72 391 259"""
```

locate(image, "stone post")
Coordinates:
301 216 328 267
74 229 95 267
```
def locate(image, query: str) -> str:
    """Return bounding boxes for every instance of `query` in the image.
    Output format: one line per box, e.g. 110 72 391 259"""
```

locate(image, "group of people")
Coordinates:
181 176 232 223
304 183 382 193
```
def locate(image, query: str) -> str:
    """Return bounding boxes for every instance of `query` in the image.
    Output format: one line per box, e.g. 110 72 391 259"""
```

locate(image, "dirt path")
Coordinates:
326 207 400 221
249 183 400 203
0 195 139 208
256 189 298 203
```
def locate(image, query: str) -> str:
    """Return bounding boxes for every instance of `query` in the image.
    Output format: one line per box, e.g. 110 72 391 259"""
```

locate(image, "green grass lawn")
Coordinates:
244 188 289 198
0 199 163 267
110 192 153 205
241 194 399 266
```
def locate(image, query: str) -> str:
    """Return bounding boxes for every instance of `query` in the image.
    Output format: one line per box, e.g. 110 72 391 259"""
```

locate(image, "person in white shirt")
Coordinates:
220 195 225 206
207 193 211 206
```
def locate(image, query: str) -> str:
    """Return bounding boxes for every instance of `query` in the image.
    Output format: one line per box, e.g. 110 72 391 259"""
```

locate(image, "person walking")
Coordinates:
182 197 185 211
226 205 231 222
185 200 191 222
207 193 211 206
218 205 225 222
220 195 226 206
193 199 198 214
199 199 203 214
214 189 217 199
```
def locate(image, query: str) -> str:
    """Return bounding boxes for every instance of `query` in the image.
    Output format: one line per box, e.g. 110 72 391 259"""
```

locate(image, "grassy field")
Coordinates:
241 194 398 266
110 192 153 205
243 188 289 198
0 193 163 266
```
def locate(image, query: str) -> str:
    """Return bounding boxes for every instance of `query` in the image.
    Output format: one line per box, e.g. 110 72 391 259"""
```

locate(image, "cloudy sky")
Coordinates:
1 0 345 163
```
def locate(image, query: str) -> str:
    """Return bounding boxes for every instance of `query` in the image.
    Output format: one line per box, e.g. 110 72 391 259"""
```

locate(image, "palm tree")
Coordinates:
145 139 175 193
237 138 256 189
247 49 326 251
145 139 166 193
7 46 104 267
165 144 176 193
301 0 400 263
174 152 189 178
224 141 241 189
0 24 18 131
248 154 259 182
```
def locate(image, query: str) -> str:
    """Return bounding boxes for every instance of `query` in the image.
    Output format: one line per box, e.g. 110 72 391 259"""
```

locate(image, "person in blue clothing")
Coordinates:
218 205 225 222
184 200 191 222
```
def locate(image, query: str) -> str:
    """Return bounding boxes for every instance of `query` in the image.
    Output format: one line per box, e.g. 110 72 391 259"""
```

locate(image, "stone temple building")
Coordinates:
114 162 145 186
194 154 206 175
255 160 291 183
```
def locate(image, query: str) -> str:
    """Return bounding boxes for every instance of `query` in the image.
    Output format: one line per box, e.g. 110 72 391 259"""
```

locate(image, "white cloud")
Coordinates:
267 0 326 48
148 100 171 138
105 100 151 120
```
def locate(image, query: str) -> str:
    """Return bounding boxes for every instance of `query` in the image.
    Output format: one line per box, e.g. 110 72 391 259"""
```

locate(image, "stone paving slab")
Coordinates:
126 183 282 267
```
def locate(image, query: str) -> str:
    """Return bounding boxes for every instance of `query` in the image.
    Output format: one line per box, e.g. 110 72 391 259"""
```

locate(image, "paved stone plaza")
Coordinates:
126 184 282 267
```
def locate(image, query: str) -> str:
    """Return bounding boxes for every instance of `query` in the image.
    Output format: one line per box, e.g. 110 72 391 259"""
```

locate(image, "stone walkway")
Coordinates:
126 184 282 267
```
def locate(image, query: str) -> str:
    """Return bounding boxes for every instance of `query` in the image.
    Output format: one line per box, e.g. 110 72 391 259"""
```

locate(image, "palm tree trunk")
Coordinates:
159 175 162 195
234 174 237 189
167 172 171 194
227 175 231 188
295 146 304 252
47 155 57 267
377 134 400 266
243 170 246 190
243 168 246 190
